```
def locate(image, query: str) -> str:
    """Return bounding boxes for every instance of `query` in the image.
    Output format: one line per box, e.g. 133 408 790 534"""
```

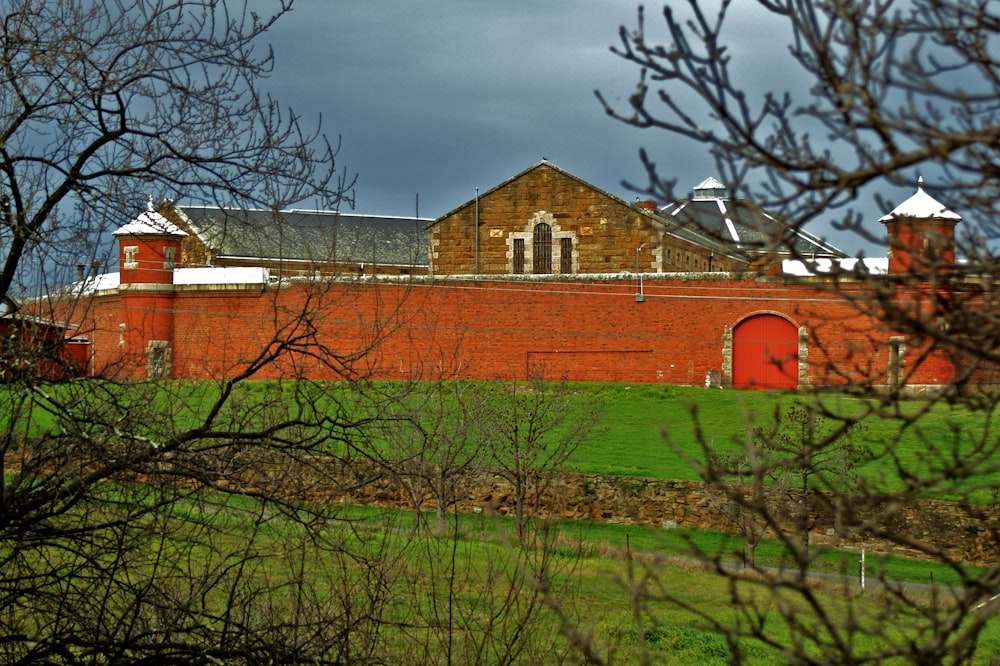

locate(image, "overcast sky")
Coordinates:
258 2 886 256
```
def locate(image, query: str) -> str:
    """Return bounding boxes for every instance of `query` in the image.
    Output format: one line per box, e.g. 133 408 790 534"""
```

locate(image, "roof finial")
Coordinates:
147 195 154 212
917 176 924 190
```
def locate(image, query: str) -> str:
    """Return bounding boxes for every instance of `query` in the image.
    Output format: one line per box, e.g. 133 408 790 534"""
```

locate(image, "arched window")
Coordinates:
507 213 575 275
533 223 552 274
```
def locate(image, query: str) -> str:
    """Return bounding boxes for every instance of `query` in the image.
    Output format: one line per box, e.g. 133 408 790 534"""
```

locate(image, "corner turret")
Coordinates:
879 178 960 275
111 199 187 379
112 197 187 285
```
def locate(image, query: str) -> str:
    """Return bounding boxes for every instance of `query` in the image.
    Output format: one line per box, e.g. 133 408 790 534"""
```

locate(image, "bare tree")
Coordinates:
756 404 869 557
0 1 442 664
586 1 1000 663
705 426 771 569
1 0 351 306
370 378 492 535
485 372 604 544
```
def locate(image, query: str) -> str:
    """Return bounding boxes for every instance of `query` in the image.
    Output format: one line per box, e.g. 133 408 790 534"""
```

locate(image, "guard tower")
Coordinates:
880 178 961 275
112 199 187 379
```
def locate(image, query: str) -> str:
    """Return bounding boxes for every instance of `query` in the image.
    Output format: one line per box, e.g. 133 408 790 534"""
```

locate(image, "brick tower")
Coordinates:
112 198 187 379
880 178 961 275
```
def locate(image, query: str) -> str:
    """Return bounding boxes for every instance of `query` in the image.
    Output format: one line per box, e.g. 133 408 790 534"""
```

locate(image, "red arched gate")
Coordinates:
732 314 799 390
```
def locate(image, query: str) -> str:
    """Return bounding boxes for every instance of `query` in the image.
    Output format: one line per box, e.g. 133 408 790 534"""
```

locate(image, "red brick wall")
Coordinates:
885 220 958 274
117 235 181 285
68 274 963 389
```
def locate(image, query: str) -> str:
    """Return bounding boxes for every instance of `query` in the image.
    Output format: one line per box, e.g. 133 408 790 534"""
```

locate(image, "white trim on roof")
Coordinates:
69 266 270 295
879 179 961 222
783 257 888 276
174 266 269 285
715 200 740 242
113 198 188 237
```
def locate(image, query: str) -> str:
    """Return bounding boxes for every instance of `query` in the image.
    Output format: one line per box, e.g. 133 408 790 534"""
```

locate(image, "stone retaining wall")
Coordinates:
288 459 1000 565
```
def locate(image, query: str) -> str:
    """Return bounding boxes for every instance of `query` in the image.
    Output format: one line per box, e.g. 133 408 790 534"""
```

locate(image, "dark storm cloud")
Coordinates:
259 4 678 207
256 2 883 255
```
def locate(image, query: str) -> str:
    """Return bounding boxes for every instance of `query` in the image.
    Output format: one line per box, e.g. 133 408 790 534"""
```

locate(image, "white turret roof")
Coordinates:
879 178 961 222
113 198 188 237
693 176 725 190
692 176 727 194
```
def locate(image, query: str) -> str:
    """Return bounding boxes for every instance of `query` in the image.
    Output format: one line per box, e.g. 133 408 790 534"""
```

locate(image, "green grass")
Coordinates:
308 504 1000 663
11 378 1000 505
564 383 799 478
559 383 1000 501
7 379 1000 661
10 379 1000 498
340 503 981 589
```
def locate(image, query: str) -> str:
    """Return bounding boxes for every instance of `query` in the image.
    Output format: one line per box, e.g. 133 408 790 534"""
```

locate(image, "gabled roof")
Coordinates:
665 179 846 258
170 205 431 267
879 178 961 222
431 160 746 262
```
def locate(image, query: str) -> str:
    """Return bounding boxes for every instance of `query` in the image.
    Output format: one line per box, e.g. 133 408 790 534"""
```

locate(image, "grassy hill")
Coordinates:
6 379 1000 662
566 383 1000 502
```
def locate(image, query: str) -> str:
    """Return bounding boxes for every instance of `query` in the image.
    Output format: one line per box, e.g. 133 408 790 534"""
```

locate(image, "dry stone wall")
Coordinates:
266 458 1000 566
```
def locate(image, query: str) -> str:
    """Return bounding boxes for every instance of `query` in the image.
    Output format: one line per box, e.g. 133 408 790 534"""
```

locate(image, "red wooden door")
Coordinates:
732 315 798 390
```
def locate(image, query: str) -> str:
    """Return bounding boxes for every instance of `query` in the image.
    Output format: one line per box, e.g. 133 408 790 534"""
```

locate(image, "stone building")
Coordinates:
428 162 846 277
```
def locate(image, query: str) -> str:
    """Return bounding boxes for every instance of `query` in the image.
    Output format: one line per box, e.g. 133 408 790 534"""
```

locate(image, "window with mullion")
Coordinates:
560 237 572 274
533 223 552 274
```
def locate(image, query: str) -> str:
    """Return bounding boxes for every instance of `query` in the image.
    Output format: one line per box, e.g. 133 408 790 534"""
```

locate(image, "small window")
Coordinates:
888 336 905 389
146 341 171 380
150 348 166 379
560 237 573 274
533 223 552 274
163 246 176 270
513 238 525 274
124 246 138 270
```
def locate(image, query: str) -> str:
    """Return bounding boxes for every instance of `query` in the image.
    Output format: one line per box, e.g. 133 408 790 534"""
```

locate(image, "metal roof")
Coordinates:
172 206 431 267
665 181 846 258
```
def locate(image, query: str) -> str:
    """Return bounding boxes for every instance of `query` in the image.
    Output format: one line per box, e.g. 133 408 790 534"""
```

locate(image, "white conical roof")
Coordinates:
879 178 961 222
113 198 188 237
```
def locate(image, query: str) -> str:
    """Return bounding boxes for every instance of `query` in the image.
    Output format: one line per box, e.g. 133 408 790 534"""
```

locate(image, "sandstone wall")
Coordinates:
428 164 742 276
281 459 1000 565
